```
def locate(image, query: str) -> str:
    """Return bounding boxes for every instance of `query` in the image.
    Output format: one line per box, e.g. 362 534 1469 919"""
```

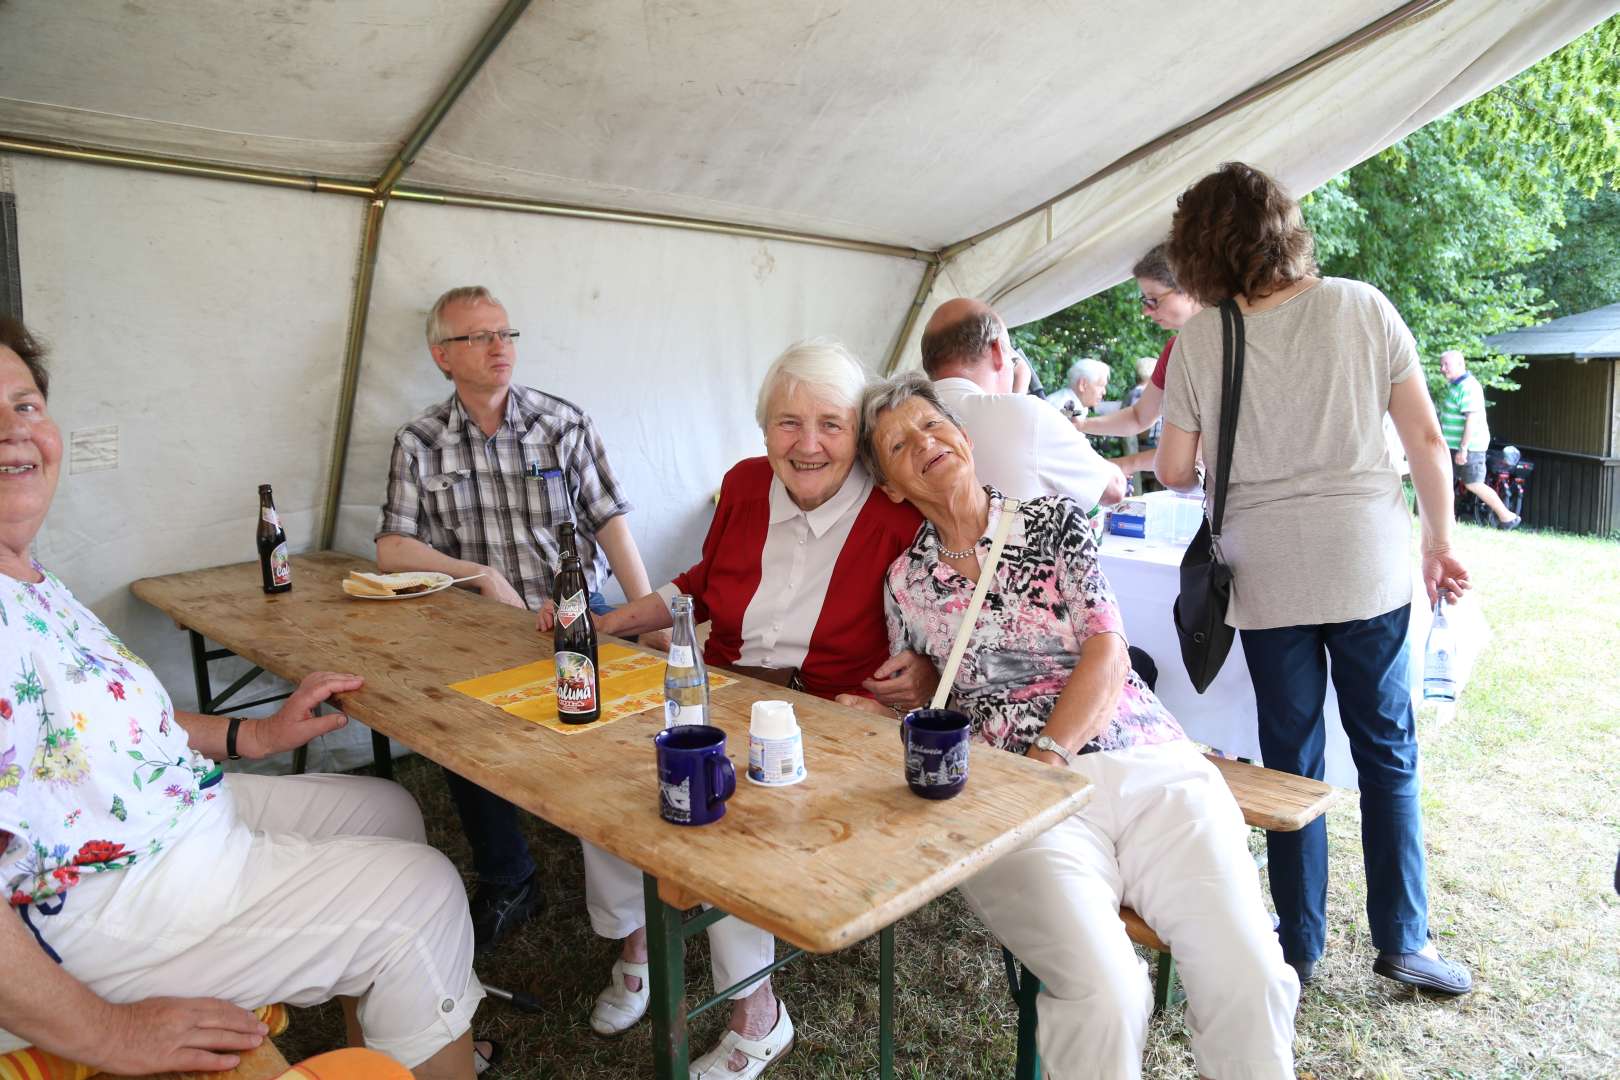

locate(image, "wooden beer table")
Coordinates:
132 552 1092 1078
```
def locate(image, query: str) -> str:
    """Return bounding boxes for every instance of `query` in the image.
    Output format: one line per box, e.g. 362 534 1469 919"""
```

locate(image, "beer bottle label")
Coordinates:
555 651 598 714
557 589 587 628
270 543 291 586
261 506 280 527
667 644 694 668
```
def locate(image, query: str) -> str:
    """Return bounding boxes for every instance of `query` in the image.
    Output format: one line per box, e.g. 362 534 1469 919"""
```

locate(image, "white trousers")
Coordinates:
581 841 775 998
6 773 483 1068
959 741 1298 1080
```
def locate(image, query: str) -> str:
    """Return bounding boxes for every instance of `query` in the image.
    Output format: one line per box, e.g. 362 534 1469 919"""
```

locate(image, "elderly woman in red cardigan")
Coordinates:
580 339 931 1080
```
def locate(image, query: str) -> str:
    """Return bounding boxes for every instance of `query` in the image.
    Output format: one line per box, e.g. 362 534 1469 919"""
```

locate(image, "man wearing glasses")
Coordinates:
375 284 659 949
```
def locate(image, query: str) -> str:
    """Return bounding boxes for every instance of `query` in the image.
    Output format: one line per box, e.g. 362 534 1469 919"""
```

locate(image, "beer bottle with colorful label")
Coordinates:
553 522 600 723
257 484 292 594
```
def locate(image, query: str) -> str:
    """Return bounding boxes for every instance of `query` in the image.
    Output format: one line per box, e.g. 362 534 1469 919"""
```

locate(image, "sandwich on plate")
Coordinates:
342 570 449 598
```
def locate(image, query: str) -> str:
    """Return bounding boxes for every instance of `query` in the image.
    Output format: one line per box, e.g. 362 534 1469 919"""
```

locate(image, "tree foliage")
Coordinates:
1014 16 1620 398
1521 187 1620 317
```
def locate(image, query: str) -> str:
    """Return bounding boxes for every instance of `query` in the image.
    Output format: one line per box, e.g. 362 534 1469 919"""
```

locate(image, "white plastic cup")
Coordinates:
747 700 807 787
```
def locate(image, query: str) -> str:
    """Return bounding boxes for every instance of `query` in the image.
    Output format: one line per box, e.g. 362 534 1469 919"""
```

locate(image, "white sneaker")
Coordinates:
689 1000 794 1079
590 957 650 1036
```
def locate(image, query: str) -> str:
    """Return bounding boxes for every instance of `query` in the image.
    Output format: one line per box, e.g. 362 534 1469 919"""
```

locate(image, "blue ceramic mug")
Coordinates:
900 708 971 799
655 724 736 826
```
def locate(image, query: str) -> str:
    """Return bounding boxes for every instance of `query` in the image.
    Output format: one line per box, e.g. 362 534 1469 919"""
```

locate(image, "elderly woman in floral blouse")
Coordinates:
0 317 488 1079
838 372 1298 1080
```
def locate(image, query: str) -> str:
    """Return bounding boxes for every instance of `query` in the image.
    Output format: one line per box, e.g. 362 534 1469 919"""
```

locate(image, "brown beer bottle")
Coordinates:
552 522 600 723
257 484 292 594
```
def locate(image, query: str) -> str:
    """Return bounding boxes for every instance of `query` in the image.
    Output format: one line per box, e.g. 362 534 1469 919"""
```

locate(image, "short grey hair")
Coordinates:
1066 357 1111 391
426 285 505 347
754 338 870 429
920 310 1003 377
858 372 966 487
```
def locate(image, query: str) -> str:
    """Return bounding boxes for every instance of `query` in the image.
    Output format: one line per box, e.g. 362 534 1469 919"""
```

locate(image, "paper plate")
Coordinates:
342 572 454 600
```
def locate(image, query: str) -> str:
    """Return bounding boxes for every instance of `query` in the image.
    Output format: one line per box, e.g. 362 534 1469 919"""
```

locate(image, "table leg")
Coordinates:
371 729 394 781
188 629 213 713
643 873 690 1080
879 924 895 1080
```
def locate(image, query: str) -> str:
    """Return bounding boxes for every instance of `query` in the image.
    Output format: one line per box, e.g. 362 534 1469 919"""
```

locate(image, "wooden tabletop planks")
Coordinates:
131 552 1092 953
1204 754 1338 832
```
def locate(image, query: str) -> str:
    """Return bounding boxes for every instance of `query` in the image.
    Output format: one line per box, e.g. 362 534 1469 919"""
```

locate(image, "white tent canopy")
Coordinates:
2 0 1615 740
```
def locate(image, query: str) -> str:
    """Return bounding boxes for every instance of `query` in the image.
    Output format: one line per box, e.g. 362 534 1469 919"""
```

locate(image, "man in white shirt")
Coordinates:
921 298 1126 509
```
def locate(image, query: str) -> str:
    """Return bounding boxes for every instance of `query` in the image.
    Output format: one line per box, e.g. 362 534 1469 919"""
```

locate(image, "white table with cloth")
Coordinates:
1096 533 1487 789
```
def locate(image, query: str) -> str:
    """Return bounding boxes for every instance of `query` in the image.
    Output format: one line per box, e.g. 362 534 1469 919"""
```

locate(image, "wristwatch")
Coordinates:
1031 734 1075 767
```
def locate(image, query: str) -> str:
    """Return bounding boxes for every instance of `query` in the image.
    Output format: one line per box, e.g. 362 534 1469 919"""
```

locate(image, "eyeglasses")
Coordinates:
439 329 520 347
1138 293 1166 311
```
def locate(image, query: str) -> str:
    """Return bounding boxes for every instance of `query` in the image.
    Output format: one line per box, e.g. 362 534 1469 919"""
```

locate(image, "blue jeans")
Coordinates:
445 590 615 886
1240 604 1429 962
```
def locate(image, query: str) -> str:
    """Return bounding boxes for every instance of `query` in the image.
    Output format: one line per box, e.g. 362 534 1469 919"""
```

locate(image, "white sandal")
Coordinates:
590 957 651 1036
689 1001 794 1080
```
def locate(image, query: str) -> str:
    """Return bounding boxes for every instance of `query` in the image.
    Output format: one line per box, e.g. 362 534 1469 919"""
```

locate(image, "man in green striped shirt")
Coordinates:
1439 350 1519 528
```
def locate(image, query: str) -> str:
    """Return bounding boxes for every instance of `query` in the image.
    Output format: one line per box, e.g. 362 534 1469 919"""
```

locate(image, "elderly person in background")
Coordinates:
0 319 489 1078
1156 162 1472 995
1047 357 1111 420
569 340 930 1080
841 372 1297 1080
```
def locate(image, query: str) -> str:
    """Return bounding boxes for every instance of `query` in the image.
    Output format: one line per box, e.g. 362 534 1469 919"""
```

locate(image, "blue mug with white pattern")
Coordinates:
655 724 736 826
900 708 971 799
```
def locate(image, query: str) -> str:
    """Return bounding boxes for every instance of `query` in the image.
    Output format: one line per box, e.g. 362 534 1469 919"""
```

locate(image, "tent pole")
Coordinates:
882 258 942 375
937 0 1451 262
0 136 371 195
389 187 931 262
372 0 533 198
318 198 387 550
0 134 929 262
318 0 532 548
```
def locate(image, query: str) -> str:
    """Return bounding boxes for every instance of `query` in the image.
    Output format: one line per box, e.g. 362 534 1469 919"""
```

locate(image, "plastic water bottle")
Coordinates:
1423 592 1457 702
663 594 709 727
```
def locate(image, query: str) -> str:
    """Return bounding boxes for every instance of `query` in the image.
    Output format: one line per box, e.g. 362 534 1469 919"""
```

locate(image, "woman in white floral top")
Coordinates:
0 319 490 1079
841 373 1298 1080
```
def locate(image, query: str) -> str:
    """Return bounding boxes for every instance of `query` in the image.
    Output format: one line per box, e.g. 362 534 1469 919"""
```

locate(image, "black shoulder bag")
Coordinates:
1173 299 1246 693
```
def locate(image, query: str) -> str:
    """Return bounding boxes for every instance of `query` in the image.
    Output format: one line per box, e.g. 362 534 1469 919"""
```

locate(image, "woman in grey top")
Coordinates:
1156 162 1473 997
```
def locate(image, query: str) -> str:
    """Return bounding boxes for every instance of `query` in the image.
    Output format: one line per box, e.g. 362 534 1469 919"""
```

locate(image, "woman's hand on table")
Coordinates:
834 693 894 717
1025 747 1069 768
861 650 938 712
637 630 672 652
242 671 363 759
99 996 268 1074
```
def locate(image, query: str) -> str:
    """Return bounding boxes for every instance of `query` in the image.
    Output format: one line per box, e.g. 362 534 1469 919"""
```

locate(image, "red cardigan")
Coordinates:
672 457 923 700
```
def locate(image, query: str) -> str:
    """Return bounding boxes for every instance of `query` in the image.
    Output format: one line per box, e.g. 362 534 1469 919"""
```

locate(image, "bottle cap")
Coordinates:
750 700 798 739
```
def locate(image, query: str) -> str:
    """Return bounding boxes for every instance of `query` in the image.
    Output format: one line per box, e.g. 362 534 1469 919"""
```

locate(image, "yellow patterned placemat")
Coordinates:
449 642 736 735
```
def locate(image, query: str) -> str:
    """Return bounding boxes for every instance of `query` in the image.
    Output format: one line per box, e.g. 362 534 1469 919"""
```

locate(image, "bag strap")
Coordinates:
929 496 1022 710
1209 299 1247 540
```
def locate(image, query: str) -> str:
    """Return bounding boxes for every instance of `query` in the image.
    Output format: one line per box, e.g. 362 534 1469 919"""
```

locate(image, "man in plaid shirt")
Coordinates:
376 284 658 948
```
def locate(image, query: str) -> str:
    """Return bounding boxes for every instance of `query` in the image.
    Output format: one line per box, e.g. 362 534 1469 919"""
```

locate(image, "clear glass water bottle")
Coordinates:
664 594 709 727
1423 591 1457 702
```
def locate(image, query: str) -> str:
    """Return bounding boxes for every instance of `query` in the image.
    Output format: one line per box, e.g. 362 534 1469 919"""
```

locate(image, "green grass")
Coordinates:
279 523 1620 1078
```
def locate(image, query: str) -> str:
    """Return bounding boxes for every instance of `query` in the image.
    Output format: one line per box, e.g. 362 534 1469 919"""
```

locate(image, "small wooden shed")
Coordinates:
1485 302 1620 536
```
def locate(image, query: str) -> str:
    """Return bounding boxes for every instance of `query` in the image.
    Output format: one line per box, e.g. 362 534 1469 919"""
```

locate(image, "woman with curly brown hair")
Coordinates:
1154 163 1473 997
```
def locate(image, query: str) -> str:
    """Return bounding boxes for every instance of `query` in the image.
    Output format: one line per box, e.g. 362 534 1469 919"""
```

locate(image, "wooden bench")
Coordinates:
1005 754 1338 1079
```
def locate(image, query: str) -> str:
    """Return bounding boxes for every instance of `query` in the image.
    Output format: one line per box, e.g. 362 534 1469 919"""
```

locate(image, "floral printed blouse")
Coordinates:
1 564 222 907
884 490 1187 755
